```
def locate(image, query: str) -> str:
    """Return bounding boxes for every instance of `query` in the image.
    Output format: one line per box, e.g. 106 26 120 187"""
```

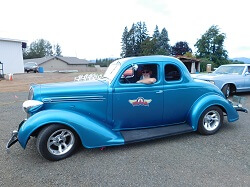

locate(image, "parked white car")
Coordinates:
191 64 250 98
24 62 39 73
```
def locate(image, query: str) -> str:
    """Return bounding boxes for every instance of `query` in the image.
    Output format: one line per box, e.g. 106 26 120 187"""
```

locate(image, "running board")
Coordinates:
121 124 193 144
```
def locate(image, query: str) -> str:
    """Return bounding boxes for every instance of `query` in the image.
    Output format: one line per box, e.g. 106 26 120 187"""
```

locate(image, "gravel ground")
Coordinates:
0 72 92 92
0 73 249 186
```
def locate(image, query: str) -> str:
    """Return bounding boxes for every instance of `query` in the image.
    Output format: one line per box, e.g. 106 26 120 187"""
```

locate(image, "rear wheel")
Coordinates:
198 106 223 135
222 84 230 98
36 124 79 161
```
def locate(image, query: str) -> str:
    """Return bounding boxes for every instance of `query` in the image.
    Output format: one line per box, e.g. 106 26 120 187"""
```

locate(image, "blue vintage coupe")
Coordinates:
7 56 248 161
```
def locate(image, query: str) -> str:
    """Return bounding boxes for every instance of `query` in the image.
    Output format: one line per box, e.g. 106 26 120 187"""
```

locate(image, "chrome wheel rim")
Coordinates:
203 110 220 131
47 129 75 156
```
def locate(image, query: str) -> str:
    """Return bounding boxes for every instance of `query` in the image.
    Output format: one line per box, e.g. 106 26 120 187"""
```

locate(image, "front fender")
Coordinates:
187 94 239 131
18 109 124 148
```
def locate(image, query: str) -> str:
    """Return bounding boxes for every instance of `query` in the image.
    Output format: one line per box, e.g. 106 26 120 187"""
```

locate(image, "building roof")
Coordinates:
23 56 91 65
0 37 27 48
0 37 25 43
175 55 200 63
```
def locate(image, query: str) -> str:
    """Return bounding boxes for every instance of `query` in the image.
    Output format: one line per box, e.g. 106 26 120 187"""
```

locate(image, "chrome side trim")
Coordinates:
42 96 106 103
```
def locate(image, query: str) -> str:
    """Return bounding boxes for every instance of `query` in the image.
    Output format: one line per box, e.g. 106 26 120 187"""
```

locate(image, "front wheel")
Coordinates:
36 124 79 161
222 84 230 98
198 106 223 135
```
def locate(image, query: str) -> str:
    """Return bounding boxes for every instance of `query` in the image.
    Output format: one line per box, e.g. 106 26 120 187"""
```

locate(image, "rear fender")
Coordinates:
187 94 239 131
18 109 124 148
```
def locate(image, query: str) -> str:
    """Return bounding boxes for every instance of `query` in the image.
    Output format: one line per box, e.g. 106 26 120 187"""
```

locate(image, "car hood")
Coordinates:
32 80 109 100
191 73 232 80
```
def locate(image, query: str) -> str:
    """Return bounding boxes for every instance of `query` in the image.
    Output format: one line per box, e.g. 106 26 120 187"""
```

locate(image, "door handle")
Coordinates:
156 90 163 94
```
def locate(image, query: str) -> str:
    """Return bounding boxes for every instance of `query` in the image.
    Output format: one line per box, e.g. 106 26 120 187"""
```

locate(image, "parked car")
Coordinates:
24 62 39 73
191 64 250 98
7 56 247 161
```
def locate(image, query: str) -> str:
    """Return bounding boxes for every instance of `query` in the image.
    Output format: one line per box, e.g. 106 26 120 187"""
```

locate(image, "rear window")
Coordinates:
165 64 181 81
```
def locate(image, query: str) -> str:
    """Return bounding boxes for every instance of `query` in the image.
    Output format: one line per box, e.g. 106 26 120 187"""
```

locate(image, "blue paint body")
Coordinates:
17 56 239 149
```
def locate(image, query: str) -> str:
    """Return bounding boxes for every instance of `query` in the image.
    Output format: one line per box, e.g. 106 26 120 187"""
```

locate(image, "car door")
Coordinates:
244 66 250 90
163 63 200 125
112 63 164 130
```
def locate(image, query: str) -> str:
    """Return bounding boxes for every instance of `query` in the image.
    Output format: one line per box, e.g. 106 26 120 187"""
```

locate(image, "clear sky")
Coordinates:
1 0 249 60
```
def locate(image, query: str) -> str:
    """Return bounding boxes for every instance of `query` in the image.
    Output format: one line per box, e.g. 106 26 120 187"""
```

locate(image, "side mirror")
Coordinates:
132 64 138 71
245 72 250 76
121 64 138 79
122 69 133 77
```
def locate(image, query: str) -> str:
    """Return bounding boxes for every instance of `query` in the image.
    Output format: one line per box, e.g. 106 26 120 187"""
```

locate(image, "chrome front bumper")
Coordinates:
6 130 18 152
6 120 26 153
233 105 248 113
228 96 248 113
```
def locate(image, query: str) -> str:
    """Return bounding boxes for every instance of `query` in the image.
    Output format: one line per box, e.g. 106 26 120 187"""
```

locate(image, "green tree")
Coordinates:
54 44 62 56
121 26 129 58
140 37 157 56
228 60 244 64
95 58 116 67
127 23 137 57
171 41 192 56
121 23 171 57
153 25 160 40
199 58 215 72
158 28 171 55
23 39 62 59
121 22 149 57
152 25 161 54
194 25 228 67
135 22 149 56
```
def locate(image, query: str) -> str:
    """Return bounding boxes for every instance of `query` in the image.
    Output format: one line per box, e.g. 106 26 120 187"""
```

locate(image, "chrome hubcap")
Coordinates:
47 129 75 155
226 87 230 97
203 110 220 131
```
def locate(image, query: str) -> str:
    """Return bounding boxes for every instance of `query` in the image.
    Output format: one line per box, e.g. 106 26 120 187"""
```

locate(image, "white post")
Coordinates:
191 62 196 73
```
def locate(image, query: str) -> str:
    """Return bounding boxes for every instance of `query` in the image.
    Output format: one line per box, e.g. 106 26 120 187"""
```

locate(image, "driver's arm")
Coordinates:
137 78 156 84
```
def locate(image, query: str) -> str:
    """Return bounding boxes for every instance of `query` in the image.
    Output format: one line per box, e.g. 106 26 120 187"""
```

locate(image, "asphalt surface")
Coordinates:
0 91 249 187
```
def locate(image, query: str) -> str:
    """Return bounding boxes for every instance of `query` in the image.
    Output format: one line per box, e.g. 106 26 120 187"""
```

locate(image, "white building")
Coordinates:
0 37 26 74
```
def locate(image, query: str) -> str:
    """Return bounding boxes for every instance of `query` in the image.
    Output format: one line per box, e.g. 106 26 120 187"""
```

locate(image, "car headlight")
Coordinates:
208 80 215 84
23 100 43 113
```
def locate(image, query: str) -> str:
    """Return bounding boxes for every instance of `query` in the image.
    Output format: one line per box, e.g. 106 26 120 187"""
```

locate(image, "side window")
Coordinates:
136 64 158 84
119 67 136 84
119 64 158 84
165 64 181 81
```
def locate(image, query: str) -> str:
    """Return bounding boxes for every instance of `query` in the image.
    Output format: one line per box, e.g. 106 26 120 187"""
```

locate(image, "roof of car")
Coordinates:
118 55 181 65
25 62 37 64
221 64 248 66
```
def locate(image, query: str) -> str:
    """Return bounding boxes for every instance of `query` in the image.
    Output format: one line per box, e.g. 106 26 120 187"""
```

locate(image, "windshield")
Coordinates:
25 62 37 67
103 60 122 82
214 66 245 75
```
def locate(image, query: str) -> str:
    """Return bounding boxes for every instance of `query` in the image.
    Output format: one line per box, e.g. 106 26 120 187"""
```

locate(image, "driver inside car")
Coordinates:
136 67 156 84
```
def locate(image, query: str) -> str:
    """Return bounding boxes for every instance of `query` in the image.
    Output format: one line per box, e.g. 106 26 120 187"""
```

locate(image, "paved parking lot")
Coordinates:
0 73 249 186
